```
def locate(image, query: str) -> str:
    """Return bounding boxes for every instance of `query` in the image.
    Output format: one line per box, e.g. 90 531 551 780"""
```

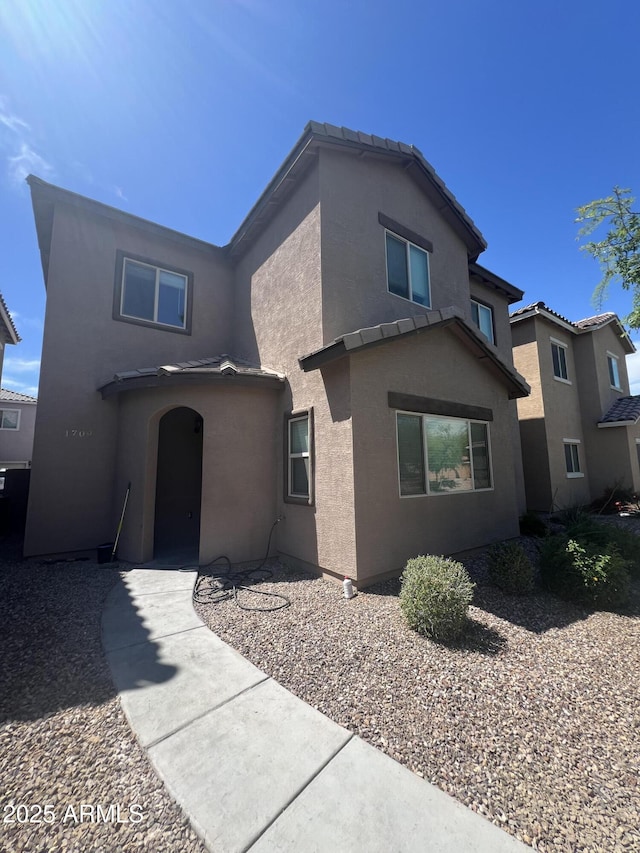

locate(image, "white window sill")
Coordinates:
610 385 623 392
553 376 572 385
566 472 584 479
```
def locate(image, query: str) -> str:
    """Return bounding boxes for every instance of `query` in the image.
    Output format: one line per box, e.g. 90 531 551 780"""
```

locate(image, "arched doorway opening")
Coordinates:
154 406 203 562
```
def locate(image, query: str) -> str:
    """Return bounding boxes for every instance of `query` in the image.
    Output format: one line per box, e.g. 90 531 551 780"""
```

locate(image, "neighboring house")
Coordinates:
511 302 639 511
0 389 37 472
24 121 530 585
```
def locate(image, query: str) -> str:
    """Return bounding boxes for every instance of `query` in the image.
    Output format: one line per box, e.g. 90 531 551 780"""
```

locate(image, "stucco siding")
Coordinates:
349 328 520 583
319 148 471 345
25 202 233 557
0 402 36 464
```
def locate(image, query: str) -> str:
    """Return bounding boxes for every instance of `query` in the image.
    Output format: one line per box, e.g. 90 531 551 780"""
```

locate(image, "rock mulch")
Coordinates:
0 548 208 853
195 546 640 853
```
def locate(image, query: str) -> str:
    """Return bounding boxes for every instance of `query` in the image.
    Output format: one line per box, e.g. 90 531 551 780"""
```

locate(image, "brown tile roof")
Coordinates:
299 308 530 399
598 396 640 426
510 302 635 353
98 355 285 398
0 388 37 403
0 292 20 344
230 122 487 261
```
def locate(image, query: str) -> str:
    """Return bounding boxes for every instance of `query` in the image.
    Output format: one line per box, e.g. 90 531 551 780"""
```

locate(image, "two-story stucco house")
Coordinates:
0 389 37 472
24 122 529 586
511 301 639 511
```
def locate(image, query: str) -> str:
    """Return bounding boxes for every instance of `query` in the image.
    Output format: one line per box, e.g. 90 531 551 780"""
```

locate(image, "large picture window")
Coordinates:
114 251 193 333
286 411 313 503
385 232 430 306
397 412 492 496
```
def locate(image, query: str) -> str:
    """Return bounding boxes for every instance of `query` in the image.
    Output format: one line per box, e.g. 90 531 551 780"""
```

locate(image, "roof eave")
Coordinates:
469 262 523 304
98 371 284 399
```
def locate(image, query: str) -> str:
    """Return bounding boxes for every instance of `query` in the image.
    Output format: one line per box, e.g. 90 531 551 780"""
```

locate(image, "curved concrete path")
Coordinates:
102 568 530 853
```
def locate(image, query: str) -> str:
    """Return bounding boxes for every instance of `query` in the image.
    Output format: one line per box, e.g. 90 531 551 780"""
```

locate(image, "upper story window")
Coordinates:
0 409 20 430
607 352 622 390
114 250 193 334
396 412 492 496
470 299 495 344
385 233 431 307
550 338 569 382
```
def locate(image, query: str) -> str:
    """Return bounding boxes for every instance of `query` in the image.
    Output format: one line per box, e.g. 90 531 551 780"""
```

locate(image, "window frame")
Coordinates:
284 409 314 505
550 337 570 383
563 439 584 478
384 231 431 308
113 250 194 335
396 410 493 498
470 297 495 344
607 351 622 390
0 409 20 430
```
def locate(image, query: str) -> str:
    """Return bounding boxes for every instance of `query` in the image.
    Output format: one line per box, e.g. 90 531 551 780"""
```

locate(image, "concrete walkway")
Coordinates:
102 568 530 853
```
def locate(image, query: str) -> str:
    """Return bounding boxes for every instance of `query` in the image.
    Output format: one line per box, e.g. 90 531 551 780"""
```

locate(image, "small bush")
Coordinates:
400 555 475 641
539 534 631 609
519 512 548 537
487 542 536 595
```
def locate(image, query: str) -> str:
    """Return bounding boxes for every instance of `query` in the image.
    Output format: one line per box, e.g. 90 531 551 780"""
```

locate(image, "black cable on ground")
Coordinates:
183 518 291 612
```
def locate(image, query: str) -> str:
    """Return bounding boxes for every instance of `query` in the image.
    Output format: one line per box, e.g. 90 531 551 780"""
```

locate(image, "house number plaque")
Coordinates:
65 429 93 438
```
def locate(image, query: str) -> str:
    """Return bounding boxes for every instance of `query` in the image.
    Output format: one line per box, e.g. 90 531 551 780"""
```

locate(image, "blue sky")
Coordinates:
1 0 639 396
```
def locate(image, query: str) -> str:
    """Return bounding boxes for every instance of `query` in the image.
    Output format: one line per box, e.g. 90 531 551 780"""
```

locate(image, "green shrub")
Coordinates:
487 542 536 595
558 512 640 580
400 555 475 641
519 512 547 537
539 534 631 609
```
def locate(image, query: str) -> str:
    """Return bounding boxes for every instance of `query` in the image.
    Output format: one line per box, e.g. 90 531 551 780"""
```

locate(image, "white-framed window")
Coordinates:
550 338 570 382
114 251 192 333
0 409 20 430
385 232 431 307
607 352 622 390
396 412 492 496
563 439 583 478
286 412 312 502
471 299 495 344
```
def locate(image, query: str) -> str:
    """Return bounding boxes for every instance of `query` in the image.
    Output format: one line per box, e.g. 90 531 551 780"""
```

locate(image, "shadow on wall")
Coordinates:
0 550 176 723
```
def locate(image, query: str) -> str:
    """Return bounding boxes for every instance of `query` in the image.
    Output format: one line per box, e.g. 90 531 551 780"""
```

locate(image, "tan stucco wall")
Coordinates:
25 202 233 556
349 327 521 583
318 148 472 345
114 384 280 564
0 402 36 464
233 166 358 577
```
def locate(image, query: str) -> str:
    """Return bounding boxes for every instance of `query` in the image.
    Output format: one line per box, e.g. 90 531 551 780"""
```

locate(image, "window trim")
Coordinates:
284 409 314 505
0 408 20 430
113 250 194 334
563 439 584 478
550 337 571 383
470 297 495 344
606 351 622 390
396 410 493 498
384 231 432 308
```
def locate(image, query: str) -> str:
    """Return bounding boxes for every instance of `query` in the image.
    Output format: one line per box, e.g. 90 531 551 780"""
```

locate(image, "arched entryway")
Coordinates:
154 406 203 562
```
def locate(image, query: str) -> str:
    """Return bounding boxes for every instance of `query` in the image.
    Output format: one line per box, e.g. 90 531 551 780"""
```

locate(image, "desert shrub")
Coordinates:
557 512 640 580
519 512 547 537
590 485 637 514
487 541 536 595
538 534 631 609
400 555 475 641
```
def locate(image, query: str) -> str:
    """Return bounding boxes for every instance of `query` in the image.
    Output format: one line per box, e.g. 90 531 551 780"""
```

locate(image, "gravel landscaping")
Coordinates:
195 539 640 853
0 542 208 853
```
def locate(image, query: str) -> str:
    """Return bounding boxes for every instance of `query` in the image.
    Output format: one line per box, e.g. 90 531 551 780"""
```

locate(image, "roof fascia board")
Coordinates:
469 262 523 304
98 371 284 399
597 420 637 428
510 307 576 335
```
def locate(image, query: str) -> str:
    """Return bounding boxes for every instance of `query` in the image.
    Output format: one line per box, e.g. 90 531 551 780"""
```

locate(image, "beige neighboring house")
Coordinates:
511 301 639 512
0 292 20 385
0 389 37 473
24 121 530 585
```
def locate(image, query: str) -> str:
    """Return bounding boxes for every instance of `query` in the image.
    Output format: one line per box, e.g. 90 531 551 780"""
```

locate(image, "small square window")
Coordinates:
551 341 569 381
607 353 622 389
0 409 20 430
385 233 430 307
471 299 495 344
114 251 193 334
